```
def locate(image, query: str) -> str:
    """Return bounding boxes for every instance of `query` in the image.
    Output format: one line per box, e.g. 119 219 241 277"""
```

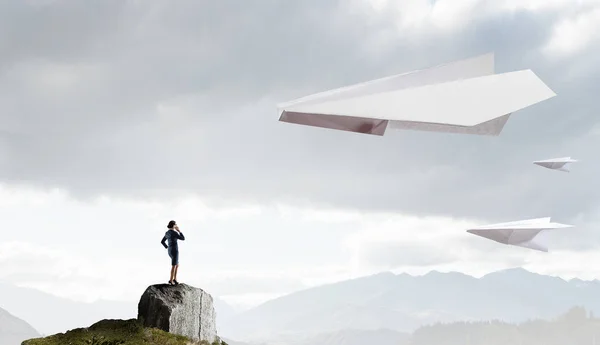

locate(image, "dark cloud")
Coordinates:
2 1 600 242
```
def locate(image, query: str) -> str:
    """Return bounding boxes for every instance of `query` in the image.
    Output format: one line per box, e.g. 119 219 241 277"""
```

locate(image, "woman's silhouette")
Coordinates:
161 220 185 285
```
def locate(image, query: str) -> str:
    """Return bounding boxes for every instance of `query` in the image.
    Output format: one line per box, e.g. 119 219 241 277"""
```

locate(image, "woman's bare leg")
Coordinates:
170 265 176 283
174 264 179 281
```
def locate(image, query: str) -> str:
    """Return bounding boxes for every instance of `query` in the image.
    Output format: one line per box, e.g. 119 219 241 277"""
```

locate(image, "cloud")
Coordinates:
0 1 600 223
275 203 365 223
359 243 458 268
0 239 323 305
1 0 597 227
543 4 600 58
0 185 597 310
0 183 359 306
200 273 307 296
343 214 477 272
217 293 290 312
340 211 588 276
2 0 600 283
0 240 140 302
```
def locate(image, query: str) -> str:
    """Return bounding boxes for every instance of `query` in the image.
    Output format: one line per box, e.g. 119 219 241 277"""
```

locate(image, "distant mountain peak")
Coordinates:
369 271 396 278
219 266 600 343
422 270 472 277
482 267 572 286
482 267 532 277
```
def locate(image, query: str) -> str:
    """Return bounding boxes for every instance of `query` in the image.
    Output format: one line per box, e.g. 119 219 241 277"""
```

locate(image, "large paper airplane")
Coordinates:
533 157 578 172
277 53 556 136
466 217 573 252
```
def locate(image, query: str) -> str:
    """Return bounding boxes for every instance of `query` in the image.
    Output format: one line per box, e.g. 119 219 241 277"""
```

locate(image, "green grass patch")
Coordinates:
22 319 226 345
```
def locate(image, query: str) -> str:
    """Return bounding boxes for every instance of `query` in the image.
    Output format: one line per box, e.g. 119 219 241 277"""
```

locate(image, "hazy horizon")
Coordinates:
4 263 600 312
5 266 600 338
2 265 599 314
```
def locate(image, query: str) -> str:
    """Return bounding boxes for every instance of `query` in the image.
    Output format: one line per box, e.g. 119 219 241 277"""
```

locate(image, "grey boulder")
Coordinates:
137 283 219 343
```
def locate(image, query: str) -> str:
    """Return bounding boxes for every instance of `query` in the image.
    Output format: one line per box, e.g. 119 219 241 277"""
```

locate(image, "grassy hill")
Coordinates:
22 319 226 345
19 307 600 345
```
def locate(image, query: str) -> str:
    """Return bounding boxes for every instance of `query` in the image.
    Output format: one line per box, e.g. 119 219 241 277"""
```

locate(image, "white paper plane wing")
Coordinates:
277 53 496 109
466 228 542 244
278 52 556 136
470 217 551 229
513 240 548 252
533 157 578 172
466 217 573 252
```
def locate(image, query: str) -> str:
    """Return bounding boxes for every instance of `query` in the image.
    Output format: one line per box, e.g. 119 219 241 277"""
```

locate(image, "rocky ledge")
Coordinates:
137 283 219 343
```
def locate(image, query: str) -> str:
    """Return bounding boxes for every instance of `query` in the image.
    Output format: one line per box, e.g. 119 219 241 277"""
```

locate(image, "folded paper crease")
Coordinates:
278 53 556 136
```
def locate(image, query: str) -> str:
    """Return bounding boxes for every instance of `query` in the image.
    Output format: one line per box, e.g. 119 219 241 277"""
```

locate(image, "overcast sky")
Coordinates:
2 0 600 311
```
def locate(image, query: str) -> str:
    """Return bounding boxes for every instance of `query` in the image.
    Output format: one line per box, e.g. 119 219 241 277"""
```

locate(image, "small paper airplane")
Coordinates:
277 53 556 136
466 217 573 252
533 157 578 172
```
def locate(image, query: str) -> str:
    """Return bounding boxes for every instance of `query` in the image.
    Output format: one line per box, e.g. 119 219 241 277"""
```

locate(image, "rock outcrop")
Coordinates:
137 283 219 343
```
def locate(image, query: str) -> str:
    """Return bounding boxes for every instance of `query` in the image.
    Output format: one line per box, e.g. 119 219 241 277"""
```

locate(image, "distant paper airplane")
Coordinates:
277 53 556 136
533 157 578 172
466 217 573 252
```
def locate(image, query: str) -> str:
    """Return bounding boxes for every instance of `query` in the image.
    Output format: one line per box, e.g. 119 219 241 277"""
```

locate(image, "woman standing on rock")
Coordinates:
161 220 185 285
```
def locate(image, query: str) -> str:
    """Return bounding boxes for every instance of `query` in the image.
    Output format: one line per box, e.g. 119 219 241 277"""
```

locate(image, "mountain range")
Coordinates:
218 267 600 343
4 267 600 345
0 279 137 337
0 306 40 345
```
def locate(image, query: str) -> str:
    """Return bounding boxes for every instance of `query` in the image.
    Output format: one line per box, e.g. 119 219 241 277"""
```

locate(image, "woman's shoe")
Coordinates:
168 280 174 285
173 280 179 285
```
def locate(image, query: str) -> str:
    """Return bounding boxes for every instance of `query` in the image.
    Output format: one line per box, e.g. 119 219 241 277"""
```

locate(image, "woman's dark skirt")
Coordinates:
168 247 179 266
